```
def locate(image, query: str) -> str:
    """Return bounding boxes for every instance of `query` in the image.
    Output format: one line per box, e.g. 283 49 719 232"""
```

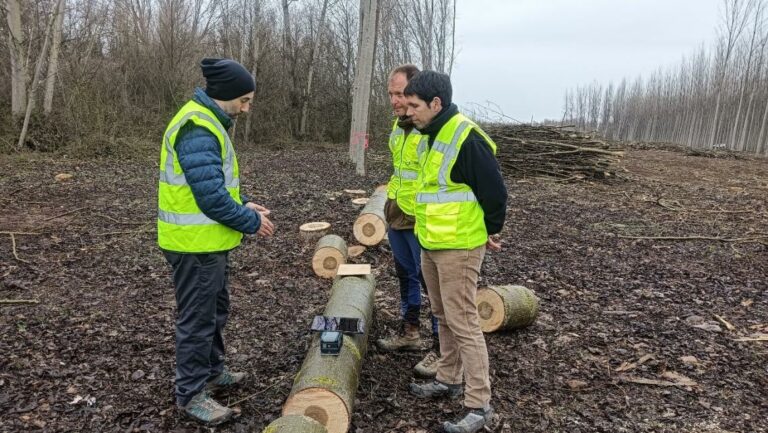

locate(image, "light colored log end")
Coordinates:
343 189 367 195
347 245 366 258
352 214 386 246
283 388 348 433
312 247 345 278
351 197 369 205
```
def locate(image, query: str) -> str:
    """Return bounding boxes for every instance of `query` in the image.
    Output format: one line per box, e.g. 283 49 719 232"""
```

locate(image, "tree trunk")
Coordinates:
17 0 62 150
244 1 261 145
312 234 348 279
282 274 376 433
43 0 65 115
300 0 330 138
6 0 28 116
348 0 379 175
352 187 387 246
262 415 328 433
476 285 539 333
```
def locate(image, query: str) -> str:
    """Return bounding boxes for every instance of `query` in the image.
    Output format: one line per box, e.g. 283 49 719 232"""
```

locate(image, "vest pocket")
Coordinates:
425 202 460 244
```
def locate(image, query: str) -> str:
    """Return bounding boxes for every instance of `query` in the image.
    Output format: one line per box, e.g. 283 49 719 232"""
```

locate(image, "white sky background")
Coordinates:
451 0 722 122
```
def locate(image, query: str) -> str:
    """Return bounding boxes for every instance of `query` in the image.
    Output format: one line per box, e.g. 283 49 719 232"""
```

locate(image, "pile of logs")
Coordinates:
486 124 624 181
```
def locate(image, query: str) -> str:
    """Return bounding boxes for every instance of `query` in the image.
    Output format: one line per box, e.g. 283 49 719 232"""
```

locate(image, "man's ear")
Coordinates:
429 96 443 113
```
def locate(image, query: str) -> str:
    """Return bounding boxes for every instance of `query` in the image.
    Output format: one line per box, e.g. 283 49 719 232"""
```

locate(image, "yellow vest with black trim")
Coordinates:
386 118 424 216
157 100 243 253
414 113 497 250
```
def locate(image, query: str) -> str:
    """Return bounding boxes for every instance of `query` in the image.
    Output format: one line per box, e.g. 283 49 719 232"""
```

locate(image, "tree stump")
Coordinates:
477 285 539 333
282 274 376 433
312 235 348 278
352 189 386 246
262 415 327 433
300 222 331 244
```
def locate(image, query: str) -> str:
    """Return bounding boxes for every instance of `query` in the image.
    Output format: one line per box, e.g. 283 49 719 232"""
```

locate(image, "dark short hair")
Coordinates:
390 64 420 81
404 70 452 107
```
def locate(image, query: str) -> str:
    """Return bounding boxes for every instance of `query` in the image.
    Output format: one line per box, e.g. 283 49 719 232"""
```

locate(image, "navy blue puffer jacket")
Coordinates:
173 88 260 235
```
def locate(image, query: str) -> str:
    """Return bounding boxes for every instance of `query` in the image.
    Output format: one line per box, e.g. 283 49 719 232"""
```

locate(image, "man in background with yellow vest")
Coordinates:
158 58 274 426
404 71 507 433
376 64 440 378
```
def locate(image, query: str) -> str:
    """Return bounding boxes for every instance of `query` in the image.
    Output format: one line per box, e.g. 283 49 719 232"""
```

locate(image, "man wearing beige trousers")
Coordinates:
403 70 508 433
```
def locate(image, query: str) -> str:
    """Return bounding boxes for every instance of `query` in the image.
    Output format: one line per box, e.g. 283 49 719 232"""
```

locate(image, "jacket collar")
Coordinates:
193 87 233 130
417 103 459 143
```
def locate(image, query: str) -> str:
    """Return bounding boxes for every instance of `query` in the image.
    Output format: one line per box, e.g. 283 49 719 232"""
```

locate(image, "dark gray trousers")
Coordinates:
163 251 230 406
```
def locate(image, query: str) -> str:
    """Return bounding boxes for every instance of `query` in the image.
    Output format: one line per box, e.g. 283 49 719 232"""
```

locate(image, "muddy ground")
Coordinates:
0 144 766 433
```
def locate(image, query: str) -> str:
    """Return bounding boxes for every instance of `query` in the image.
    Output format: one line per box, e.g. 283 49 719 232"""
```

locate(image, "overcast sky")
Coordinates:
451 0 722 122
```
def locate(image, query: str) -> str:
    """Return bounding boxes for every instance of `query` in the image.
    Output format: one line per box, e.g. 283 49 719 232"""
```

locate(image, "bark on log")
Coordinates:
262 415 328 433
283 274 376 433
353 188 387 246
477 285 539 332
312 235 348 279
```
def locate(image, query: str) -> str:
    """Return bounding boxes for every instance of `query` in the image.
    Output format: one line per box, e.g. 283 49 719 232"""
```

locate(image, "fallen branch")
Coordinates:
0 299 39 305
7 233 30 264
618 235 768 244
42 206 89 222
713 314 736 331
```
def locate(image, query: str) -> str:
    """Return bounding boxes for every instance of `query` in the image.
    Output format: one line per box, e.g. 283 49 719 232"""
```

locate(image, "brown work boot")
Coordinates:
413 351 439 378
376 323 422 352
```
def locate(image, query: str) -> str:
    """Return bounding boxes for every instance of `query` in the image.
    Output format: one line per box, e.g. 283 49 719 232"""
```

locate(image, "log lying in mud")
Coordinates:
282 274 376 433
312 235 348 278
477 285 539 332
352 188 387 246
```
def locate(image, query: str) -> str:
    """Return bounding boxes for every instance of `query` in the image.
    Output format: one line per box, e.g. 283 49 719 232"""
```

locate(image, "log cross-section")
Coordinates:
477 285 539 333
312 235 348 278
283 274 376 433
352 188 387 246
262 414 328 433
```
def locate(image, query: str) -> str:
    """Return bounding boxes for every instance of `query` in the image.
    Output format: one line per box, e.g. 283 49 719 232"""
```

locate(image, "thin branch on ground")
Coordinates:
617 234 768 244
8 233 30 263
0 299 40 305
42 206 89 222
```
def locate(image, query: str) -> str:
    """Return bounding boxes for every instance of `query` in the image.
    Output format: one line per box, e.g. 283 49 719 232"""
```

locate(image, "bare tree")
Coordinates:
349 0 379 175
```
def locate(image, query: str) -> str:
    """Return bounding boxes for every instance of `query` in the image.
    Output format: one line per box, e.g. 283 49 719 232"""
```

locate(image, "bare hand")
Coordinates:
486 235 502 252
246 202 271 216
257 213 275 237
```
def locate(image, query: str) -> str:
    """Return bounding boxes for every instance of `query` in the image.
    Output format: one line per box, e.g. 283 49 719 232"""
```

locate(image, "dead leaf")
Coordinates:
660 371 698 387
679 355 699 366
55 173 74 182
567 379 588 389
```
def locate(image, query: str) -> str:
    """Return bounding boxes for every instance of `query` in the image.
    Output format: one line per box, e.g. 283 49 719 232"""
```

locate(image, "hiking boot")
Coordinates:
205 368 248 392
178 391 234 426
413 351 439 378
442 406 495 433
409 380 462 399
376 323 422 352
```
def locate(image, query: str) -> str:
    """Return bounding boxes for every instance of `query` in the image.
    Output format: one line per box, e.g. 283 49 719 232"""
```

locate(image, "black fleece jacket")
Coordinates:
417 104 508 235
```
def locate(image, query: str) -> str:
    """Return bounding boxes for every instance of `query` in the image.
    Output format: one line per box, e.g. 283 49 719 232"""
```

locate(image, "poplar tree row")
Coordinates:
562 0 768 155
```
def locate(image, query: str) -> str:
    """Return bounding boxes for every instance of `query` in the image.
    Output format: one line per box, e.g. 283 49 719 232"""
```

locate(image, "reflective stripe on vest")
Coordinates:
414 113 498 250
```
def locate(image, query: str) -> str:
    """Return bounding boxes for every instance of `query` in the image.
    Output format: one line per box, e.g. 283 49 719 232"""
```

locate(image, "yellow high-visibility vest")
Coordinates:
414 113 497 250
386 118 425 216
157 100 242 253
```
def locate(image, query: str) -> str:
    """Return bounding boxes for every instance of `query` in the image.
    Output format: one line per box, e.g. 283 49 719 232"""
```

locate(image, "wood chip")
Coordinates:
343 189 367 195
351 197 369 205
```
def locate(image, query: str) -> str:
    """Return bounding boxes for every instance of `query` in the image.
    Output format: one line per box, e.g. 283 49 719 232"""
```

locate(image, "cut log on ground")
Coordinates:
353 189 387 246
312 235 348 278
262 415 328 433
300 222 331 244
283 274 376 433
477 285 539 332
351 197 369 205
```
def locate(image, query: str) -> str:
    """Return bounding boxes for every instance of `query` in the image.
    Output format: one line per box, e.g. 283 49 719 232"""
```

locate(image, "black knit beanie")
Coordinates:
201 58 255 101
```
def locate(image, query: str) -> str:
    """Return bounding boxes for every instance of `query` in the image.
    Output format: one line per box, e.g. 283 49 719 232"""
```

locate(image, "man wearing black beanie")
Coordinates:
157 58 273 425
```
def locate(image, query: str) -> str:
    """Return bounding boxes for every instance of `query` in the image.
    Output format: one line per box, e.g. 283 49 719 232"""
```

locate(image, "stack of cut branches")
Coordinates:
486 124 624 181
